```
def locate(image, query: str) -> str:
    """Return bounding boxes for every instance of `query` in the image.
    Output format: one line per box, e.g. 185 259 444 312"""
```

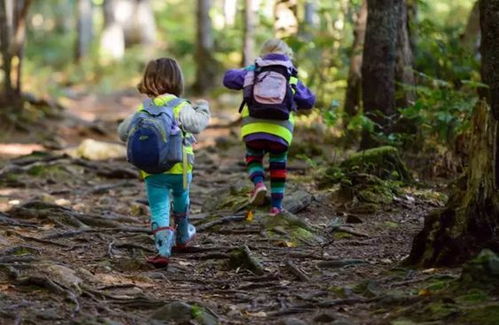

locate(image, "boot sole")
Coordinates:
250 187 267 206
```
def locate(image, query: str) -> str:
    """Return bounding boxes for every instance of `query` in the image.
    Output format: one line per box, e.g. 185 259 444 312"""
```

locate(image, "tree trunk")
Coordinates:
12 0 32 94
0 0 31 107
242 0 256 67
406 0 499 267
360 0 400 149
193 0 218 94
395 0 415 108
274 0 298 37
344 0 367 122
100 0 125 60
0 0 14 102
300 0 317 38
303 0 317 27
461 2 480 53
75 0 93 63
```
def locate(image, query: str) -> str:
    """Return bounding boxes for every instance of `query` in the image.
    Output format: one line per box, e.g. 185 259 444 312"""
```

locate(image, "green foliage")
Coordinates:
399 78 479 148
415 17 479 83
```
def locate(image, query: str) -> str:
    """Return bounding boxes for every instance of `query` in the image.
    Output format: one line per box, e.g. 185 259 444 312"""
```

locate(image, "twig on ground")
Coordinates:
13 232 69 248
285 260 310 282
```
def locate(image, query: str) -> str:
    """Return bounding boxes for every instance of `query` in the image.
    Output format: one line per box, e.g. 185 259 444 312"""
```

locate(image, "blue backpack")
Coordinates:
126 98 184 174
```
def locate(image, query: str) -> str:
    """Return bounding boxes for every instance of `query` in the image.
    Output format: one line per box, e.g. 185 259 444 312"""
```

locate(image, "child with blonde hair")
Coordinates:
223 39 315 215
118 58 210 266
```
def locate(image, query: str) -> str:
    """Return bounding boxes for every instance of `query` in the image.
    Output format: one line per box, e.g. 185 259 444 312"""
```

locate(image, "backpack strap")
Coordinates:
142 97 186 116
238 99 246 113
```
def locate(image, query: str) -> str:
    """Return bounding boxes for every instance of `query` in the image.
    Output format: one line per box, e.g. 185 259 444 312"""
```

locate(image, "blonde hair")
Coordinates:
260 38 293 58
137 57 184 97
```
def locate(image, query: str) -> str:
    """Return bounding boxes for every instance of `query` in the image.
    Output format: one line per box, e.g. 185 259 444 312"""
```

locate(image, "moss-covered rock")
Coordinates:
339 146 412 181
320 147 411 211
228 245 265 275
263 211 323 246
460 249 499 287
201 181 251 213
334 173 401 209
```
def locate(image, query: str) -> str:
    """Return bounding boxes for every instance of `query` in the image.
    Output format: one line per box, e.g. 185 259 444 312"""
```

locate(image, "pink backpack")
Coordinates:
239 58 297 120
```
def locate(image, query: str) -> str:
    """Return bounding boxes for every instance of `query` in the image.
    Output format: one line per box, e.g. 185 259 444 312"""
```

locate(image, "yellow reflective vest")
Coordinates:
240 76 297 145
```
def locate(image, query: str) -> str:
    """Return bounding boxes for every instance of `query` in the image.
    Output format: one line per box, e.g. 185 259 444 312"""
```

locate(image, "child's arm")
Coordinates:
293 80 316 110
223 68 249 90
179 100 211 134
117 113 135 142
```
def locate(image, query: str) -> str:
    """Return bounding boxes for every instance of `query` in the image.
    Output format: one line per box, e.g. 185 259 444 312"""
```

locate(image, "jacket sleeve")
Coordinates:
293 80 316 110
223 68 248 90
117 113 135 142
179 100 211 134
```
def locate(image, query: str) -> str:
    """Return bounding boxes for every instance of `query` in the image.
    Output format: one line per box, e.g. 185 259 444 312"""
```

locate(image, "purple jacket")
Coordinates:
223 54 316 146
223 54 316 110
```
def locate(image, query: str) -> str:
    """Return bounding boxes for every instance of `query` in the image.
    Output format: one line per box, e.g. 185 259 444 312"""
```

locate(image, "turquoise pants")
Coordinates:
144 173 192 229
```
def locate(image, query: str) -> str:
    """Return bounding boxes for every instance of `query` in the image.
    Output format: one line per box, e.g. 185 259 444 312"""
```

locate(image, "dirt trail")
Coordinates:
0 93 448 325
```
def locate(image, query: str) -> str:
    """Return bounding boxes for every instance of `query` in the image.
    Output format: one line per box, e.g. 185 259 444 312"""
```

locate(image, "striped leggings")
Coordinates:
245 140 288 209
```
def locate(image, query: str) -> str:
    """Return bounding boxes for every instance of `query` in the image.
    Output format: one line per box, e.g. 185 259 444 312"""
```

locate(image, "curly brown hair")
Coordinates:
137 58 184 97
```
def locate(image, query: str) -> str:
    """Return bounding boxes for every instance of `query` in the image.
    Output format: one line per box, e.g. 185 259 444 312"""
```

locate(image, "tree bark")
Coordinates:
344 0 367 121
395 0 415 108
461 1 480 53
0 0 31 106
0 0 14 101
193 0 218 94
75 0 93 62
300 0 317 38
360 0 400 149
406 0 499 267
242 0 256 67
303 0 317 27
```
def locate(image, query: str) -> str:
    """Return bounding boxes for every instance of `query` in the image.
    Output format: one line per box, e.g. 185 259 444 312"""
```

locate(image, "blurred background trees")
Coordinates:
0 0 479 162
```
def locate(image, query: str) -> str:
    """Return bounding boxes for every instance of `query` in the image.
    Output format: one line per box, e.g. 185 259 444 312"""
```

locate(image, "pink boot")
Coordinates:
249 182 267 206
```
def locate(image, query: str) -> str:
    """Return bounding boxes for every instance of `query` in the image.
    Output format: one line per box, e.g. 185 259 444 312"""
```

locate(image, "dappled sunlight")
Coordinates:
0 143 44 158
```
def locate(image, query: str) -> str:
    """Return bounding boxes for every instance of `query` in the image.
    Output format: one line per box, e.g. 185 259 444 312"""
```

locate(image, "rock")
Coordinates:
264 210 324 246
201 181 251 213
67 139 126 161
339 146 411 181
229 245 265 275
151 301 218 325
283 190 313 214
460 249 499 286
42 263 83 294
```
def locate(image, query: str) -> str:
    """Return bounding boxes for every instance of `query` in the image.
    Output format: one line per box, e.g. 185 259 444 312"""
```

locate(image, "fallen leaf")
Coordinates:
418 288 431 296
245 210 254 222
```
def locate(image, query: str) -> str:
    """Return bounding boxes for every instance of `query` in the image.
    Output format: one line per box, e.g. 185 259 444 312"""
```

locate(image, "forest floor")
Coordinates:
0 92 497 325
